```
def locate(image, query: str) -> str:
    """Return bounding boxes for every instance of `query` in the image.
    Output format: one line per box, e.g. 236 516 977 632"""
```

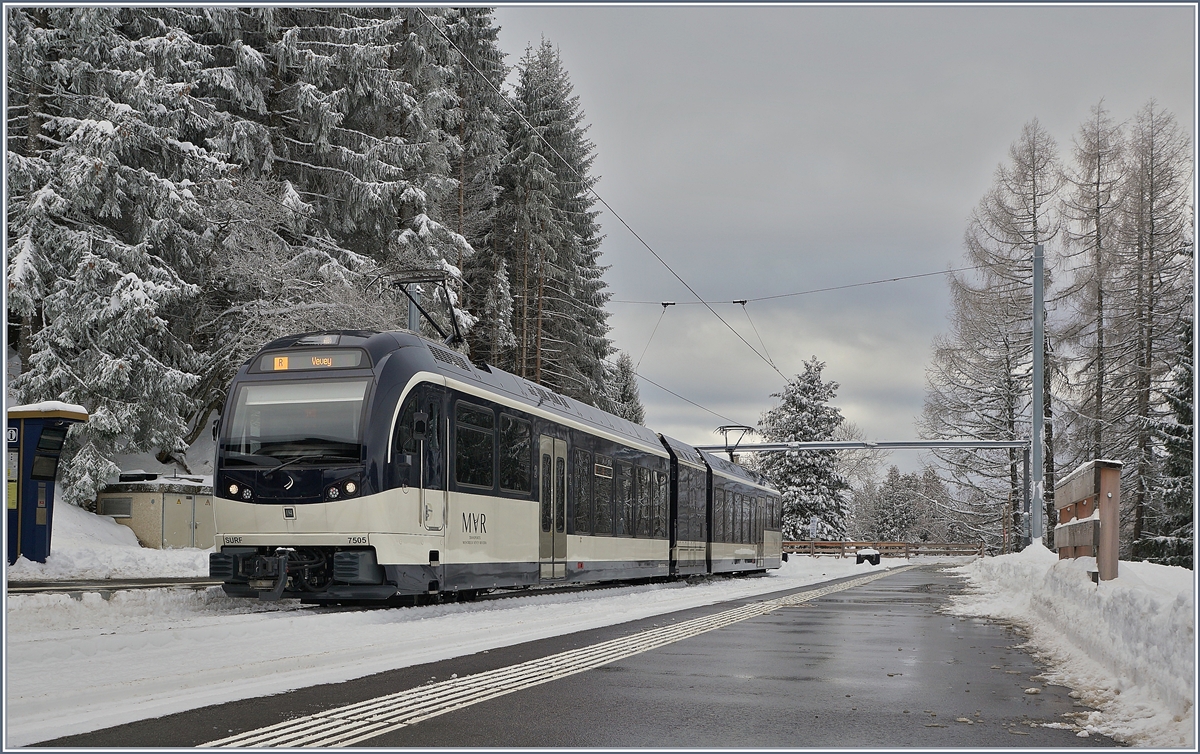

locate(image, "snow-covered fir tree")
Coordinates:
1131 316 1193 568
756 358 850 540
7 7 214 502
608 351 645 425
493 40 612 407
872 467 920 542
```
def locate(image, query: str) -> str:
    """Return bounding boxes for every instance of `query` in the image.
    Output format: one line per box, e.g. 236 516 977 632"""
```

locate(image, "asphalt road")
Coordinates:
38 565 1119 748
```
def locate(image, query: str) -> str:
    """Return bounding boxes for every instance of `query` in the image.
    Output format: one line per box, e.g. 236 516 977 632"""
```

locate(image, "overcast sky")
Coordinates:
492 4 1195 471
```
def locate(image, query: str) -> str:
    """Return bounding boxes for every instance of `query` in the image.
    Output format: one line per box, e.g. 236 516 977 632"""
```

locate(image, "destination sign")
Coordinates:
258 349 365 372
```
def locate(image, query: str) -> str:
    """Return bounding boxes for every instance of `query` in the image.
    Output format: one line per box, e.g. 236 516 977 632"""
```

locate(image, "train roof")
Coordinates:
255 329 664 452
659 434 706 468
699 449 776 491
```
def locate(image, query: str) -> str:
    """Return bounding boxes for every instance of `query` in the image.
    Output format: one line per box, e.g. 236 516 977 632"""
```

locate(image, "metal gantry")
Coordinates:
693 439 1033 549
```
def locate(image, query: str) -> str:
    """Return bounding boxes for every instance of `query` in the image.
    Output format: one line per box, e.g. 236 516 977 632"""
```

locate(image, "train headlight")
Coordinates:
343 480 358 496
327 486 340 500
240 486 253 501
227 482 240 497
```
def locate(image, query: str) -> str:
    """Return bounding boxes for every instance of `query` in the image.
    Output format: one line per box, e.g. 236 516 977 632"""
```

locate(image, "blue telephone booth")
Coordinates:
7 402 89 565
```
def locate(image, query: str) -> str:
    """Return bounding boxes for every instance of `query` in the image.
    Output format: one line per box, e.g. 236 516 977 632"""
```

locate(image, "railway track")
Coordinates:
5 571 770 605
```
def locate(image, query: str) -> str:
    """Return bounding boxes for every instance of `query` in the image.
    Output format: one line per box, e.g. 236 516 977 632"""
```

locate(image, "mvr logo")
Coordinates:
462 511 487 534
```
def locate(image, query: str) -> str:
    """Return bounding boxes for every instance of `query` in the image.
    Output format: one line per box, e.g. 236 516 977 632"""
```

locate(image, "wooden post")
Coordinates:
1054 459 1122 581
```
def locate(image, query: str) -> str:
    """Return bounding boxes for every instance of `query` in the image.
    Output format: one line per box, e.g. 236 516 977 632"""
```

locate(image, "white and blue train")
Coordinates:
209 330 782 603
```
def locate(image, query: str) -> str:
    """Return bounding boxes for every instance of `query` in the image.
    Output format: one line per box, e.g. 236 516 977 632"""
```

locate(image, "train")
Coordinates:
208 329 782 604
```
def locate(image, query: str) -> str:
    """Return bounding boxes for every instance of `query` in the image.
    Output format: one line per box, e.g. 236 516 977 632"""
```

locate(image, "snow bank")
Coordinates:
948 544 1195 747
6 501 210 581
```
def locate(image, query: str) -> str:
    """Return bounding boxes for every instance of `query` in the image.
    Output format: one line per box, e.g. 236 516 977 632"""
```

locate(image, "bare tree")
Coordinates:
1059 101 1125 467
921 119 1065 549
1107 101 1193 551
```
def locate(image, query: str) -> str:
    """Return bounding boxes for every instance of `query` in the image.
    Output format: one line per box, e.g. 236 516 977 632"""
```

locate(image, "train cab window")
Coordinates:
652 470 668 538
499 415 531 493
593 455 613 535
636 467 652 537
614 462 632 537
455 402 495 489
572 449 592 534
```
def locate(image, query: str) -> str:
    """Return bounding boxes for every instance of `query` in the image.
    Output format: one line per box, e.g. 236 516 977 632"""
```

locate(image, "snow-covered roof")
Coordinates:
7 401 89 420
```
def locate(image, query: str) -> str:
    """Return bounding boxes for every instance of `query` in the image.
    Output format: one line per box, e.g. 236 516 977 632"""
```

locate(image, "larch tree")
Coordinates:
756 358 850 540
920 119 1065 549
1060 101 1125 466
1106 101 1193 551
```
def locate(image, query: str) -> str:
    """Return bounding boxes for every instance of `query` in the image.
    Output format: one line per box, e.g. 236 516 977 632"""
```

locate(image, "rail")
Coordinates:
782 541 985 558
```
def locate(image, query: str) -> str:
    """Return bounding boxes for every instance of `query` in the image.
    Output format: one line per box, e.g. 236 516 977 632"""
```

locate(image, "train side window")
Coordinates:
636 467 652 537
593 454 613 535
499 415 532 494
541 452 553 532
652 470 667 538
455 402 495 489
572 449 592 534
614 463 632 537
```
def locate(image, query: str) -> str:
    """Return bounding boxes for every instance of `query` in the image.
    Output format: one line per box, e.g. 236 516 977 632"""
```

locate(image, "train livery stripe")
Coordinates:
203 566 916 748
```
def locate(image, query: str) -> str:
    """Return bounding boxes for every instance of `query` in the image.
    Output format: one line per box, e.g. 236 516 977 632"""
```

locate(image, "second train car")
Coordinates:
208 329 782 603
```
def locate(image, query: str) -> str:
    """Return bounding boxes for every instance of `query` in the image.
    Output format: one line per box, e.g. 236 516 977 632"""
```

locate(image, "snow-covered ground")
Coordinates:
947 545 1195 747
7 497 210 581
3 505 1195 748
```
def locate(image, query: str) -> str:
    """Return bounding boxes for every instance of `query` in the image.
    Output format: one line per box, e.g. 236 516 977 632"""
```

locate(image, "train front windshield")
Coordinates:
222 378 369 465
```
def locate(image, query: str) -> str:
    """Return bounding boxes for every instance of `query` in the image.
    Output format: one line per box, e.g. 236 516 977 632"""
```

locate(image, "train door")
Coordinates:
538 436 567 580
756 495 765 567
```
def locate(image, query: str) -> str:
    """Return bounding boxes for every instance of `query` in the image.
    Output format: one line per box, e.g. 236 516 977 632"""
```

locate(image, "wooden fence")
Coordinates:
782 541 985 558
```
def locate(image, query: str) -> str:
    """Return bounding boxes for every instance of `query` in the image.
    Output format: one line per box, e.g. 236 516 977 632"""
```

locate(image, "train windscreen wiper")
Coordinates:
268 454 358 474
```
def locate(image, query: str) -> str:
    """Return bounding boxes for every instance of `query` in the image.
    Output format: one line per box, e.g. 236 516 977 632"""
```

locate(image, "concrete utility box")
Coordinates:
96 472 215 550
7 401 89 564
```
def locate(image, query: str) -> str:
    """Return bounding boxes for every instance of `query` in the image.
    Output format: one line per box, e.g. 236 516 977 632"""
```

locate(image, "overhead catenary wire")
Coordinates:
416 9 785 381
634 302 674 371
603 355 744 427
735 300 775 370
611 263 993 305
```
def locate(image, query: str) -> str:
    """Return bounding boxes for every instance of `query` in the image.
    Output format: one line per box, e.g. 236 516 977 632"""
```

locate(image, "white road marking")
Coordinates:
204 567 915 748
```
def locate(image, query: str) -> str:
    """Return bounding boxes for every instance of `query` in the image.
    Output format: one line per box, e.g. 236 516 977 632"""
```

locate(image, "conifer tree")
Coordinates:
921 119 1064 547
608 351 645 424
1061 101 1124 464
757 358 850 540
1132 316 1193 567
1107 101 1193 548
7 7 215 503
494 40 611 406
